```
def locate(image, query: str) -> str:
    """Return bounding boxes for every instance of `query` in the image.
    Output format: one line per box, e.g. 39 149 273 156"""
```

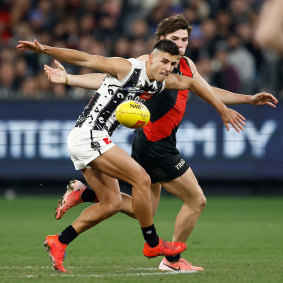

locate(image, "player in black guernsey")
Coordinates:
132 56 193 183
34 15 277 272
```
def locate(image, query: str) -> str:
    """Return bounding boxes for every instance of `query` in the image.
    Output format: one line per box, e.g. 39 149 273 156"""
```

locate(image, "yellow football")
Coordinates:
115 100 150 129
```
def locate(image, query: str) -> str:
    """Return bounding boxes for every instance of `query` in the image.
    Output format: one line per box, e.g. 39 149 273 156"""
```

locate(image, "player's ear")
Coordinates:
148 53 154 64
160 35 165 40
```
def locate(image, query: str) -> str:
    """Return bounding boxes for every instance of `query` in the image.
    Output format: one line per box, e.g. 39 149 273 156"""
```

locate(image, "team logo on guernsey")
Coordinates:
91 141 101 150
140 91 154 100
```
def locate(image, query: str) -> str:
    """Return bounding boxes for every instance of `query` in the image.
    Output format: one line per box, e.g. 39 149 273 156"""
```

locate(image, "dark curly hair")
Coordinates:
154 14 192 41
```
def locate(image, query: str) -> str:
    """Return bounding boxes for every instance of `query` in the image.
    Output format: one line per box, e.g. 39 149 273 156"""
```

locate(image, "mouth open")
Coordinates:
161 72 169 77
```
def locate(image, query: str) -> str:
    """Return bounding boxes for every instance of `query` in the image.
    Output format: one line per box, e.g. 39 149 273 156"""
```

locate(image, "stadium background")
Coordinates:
0 0 282 196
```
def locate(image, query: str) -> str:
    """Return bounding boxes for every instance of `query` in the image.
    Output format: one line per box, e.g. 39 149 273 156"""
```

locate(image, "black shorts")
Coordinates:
132 150 189 184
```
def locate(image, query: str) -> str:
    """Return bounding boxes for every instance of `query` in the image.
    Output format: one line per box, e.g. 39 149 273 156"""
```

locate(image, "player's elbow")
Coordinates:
189 79 200 93
80 58 93 68
78 54 99 69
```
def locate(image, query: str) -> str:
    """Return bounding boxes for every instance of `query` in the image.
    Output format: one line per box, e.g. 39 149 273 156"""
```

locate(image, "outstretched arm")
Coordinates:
17 39 131 80
211 88 278 108
188 57 278 107
165 74 246 133
44 60 106 89
44 54 149 90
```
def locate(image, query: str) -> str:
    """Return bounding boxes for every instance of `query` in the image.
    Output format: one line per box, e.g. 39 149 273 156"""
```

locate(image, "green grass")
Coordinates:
0 195 283 282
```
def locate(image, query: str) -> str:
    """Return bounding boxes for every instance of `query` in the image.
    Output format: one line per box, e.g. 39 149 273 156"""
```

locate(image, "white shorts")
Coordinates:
67 127 115 170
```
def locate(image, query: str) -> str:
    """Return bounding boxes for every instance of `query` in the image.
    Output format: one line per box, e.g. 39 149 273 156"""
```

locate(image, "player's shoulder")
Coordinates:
136 54 149 61
181 56 196 77
127 57 144 67
108 56 133 70
181 56 194 66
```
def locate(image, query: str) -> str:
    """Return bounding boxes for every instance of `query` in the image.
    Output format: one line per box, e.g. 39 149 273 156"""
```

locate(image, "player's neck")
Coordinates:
177 56 182 66
145 61 155 81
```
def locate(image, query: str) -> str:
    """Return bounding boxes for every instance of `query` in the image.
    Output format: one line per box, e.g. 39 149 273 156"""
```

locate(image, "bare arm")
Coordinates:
209 87 278 107
67 73 106 89
44 60 106 89
44 54 150 91
165 74 246 132
165 74 226 112
17 39 131 80
187 57 278 107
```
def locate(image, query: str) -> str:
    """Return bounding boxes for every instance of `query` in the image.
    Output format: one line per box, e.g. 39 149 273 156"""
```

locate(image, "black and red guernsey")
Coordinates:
134 57 193 159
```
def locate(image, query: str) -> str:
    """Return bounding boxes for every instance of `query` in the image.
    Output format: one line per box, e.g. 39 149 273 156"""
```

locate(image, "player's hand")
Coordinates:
251 92 278 108
17 39 44 53
220 106 246 132
44 60 67 84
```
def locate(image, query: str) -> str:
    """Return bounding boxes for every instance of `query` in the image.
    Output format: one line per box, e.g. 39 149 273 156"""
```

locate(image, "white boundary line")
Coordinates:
3 271 197 279
0 266 157 270
0 266 197 278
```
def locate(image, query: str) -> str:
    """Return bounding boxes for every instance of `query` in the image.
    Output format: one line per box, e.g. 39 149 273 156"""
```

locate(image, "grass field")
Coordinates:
0 195 283 282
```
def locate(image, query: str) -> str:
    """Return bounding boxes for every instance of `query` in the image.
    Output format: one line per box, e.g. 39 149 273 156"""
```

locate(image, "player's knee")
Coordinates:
192 190 206 212
184 191 206 213
102 195 122 217
105 201 122 217
110 202 122 215
110 196 123 214
198 194 207 212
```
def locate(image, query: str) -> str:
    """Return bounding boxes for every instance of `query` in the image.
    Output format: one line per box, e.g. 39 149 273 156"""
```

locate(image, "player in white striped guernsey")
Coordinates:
17 38 246 273
74 58 164 136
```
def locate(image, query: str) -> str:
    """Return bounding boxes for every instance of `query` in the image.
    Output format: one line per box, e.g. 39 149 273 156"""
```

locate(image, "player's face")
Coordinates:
161 29 189 56
149 51 179 82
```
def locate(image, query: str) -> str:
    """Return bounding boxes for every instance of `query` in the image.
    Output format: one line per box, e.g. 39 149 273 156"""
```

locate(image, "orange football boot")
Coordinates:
43 234 67 273
159 257 204 272
55 180 98 219
143 239 187 258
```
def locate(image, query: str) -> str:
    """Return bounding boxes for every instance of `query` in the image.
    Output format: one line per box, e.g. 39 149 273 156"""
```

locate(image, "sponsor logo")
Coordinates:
133 120 146 128
175 159 185 170
163 263 181 271
125 86 141 93
130 103 142 109
103 138 112 145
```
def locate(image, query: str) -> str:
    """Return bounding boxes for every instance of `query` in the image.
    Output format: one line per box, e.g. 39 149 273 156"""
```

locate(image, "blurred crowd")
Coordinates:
0 0 282 100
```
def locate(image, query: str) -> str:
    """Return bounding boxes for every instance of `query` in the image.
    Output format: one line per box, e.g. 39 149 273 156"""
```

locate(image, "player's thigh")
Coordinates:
162 168 205 203
89 145 150 187
82 167 121 204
